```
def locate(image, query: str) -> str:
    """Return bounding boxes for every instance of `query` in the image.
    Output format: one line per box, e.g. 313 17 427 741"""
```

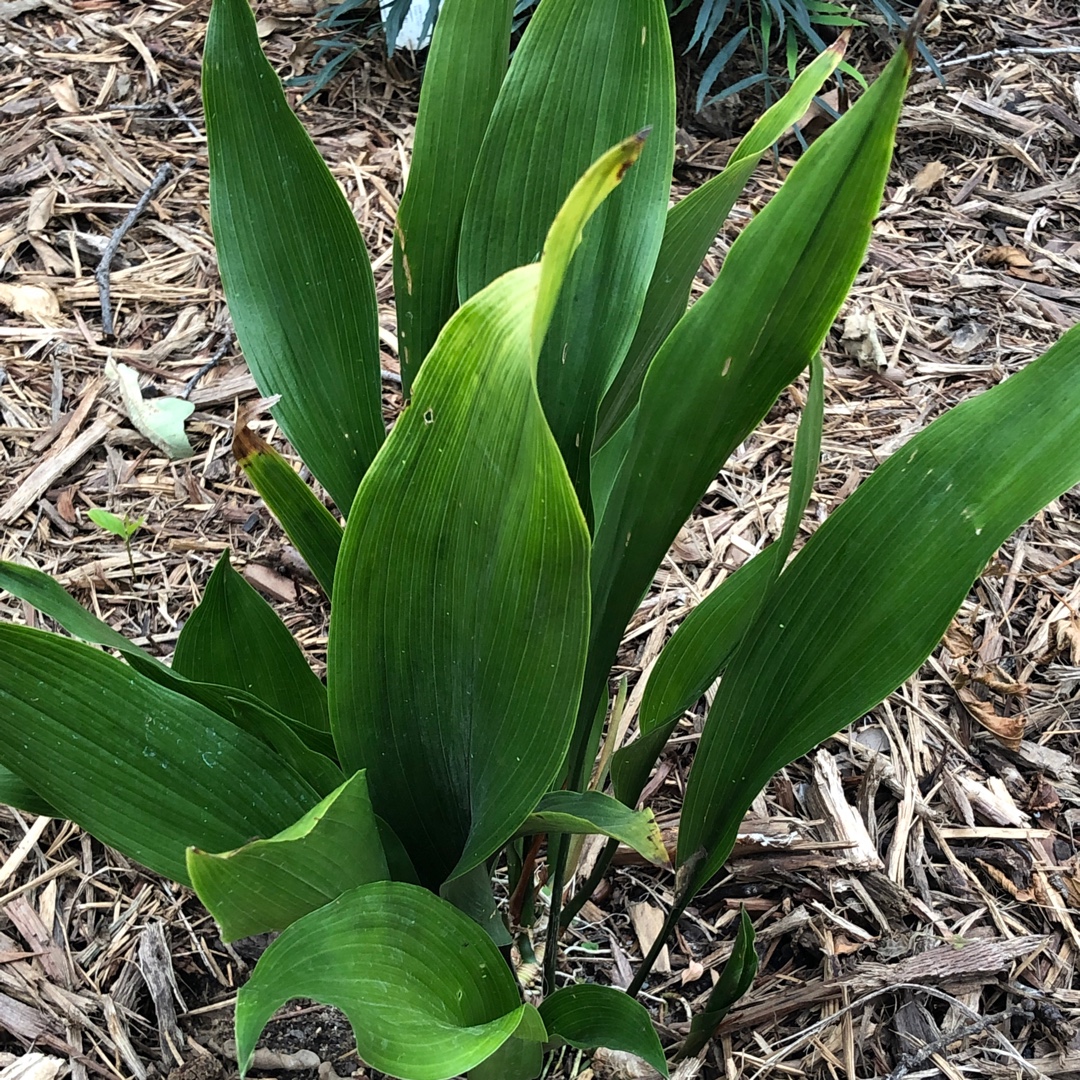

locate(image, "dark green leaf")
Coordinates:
236 881 529 1080
586 46 911 760
394 0 514 390
0 560 342 795
0 626 318 883
539 984 668 1077
188 770 387 941
173 550 329 731
458 0 675 513
440 862 513 947
0 764 55 818
467 1036 542 1080
205 0 383 512
233 424 342 596
596 38 846 445
518 791 669 866
679 323 1080 894
679 909 757 1058
611 353 823 806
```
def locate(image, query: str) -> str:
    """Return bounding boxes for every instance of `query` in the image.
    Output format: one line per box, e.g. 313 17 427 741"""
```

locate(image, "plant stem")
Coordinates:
559 836 617 929
543 832 569 994
626 895 688 997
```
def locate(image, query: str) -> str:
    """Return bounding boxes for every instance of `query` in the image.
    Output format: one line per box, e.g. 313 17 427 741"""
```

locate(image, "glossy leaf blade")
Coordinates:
517 791 669 866
394 0 513 391
236 881 526 1080
458 0 675 510
233 424 343 596
205 0 383 512
0 626 318 883
329 138 643 886
188 770 387 941
679 909 757 1058
680 323 1080 892
539 984 668 1077
588 46 911 751
0 560 342 795
596 38 846 445
173 550 329 731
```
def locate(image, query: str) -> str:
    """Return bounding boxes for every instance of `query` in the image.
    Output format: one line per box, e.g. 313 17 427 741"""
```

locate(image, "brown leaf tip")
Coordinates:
232 422 271 465
904 0 938 59
827 27 852 60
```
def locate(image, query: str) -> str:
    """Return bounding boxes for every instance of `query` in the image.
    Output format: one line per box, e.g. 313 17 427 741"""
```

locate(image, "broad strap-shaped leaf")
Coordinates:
188 770 387 941
330 138 643 888
0 626 318 883
224 695 343 796
679 909 757 1058
0 559 171 678
517 791 668 866
596 38 846 446
205 0 383 512
236 882 530 1080
679 322 1080 895
611 354 824 805
440 863 513 947
394 0 513 391
467 1008 547 1079
539 984 668 1078
0 764 55 818
0 561 342 795
173 550 329 731
458 0 675 513
586 46 912 763
233 424 343 596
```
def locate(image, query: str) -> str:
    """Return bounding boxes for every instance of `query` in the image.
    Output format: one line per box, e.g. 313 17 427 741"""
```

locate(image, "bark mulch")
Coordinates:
0 1 1079 1078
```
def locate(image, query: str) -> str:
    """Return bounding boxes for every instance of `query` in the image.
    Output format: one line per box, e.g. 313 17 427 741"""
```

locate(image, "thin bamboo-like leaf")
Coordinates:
0 626 318 883
173 550 329 731
233 424 342 596
458 0 675 514
188 770 388 941
679 323 1080 895
394 0 513 391
586 46 911 763
678 909 757 1058
235 882 530 1080
205 0 383 512
595 35 845 448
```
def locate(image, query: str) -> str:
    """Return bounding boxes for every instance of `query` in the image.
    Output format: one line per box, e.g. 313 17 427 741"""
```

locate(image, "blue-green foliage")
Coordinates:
296 0 933 108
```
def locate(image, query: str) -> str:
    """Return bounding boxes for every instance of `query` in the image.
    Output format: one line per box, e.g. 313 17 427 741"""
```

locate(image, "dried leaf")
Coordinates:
912 160 948 193
107 359 194 459
0 283 60 324
956 687 1024 750
841 308 887 371
628 902 670 974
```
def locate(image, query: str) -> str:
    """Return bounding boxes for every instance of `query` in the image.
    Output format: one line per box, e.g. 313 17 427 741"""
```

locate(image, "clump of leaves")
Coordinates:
0 1 1077 1078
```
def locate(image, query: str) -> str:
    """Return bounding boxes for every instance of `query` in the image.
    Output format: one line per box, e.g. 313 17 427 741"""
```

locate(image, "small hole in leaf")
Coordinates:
423 408 434 425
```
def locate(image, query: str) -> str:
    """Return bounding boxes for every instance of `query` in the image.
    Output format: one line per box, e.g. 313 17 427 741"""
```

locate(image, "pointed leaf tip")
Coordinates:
905 0 938 58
